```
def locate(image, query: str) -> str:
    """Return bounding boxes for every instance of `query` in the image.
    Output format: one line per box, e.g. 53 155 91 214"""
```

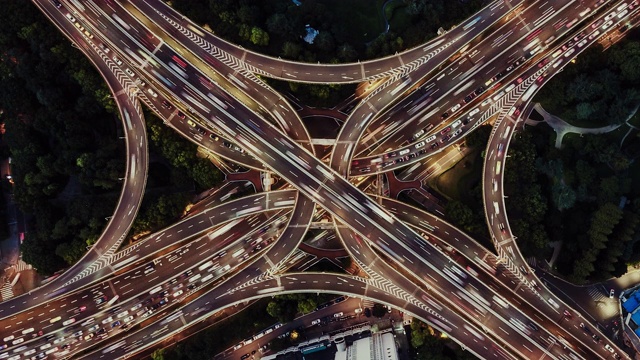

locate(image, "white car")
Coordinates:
116 311 129 319
311 319 320 325
112 56 123 66
173 290 184 297
101 317 113 325
124 68 135 77
450 104 461 113
333 312 344 318
123 316 134 323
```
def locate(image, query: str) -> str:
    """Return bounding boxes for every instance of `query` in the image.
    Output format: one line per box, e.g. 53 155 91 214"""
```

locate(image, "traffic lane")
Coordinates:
122 0 314 152
73 3 602 357
326 0 540 170
0 211 287 358
157 0 523 83
480 6 637 356
0 0 151 321
350 0 598 171
74 0 306 162
217 192 315 295
85 272 519 360
334 225 564 360
0 211 280 348
0 192 295 339
346 0 555 158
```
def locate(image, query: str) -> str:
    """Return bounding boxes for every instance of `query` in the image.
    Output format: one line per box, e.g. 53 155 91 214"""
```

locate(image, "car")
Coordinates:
161 100 173 109
173 290 184 297
123 316 134 323
146 88 158 98
563 310 572 317
112 56 123 66
158 298 168 306
117 311 129 319
159 290 169 297
101 317 113 325
65 13 76 22
592 334 601 342
84 333 94 341
364 307 371 317
96 328 106 335
440 127 452 135
99 43 110 53
111 321 122 328
440 112 450 119
88 325 99 332
52 0 62 8
53 337 65 345
519 266 529 275
355 308 363 314
605 344 614 353
124 68 135 77
223 141 233 148
131 304 142 312
450 104 461 113
210 134 219 141
241 354 250 360
311 319 320 325
333 312 344 318
73 330 83 338
95 296 108 305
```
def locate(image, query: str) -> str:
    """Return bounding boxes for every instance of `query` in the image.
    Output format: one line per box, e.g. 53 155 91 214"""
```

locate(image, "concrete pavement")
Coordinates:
529 103 620 148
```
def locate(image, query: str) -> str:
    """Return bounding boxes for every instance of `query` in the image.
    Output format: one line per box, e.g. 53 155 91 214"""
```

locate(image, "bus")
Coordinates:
198 261 214 271
149 286 162 295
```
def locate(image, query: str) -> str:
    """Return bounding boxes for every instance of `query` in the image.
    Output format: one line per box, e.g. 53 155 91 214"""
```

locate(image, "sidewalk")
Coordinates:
530 103 620 148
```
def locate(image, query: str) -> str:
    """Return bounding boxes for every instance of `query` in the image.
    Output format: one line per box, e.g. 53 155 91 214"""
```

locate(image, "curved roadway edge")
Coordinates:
379 195 622 358
331 219 559 359
329 0 529 179
146 0 517 84
124 0 315 155
0 0 150 316
0 188 296 329
480 8 635 358
83 272 517 360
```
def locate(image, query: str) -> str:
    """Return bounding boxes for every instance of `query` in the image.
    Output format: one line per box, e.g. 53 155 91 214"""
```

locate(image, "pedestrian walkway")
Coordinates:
528 103 620 148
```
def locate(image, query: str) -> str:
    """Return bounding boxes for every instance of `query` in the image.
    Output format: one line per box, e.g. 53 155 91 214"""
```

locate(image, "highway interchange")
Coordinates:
0 0 637 359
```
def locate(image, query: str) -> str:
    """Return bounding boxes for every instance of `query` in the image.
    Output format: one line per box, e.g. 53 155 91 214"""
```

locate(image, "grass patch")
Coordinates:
318 0 386 43
428 148 482 201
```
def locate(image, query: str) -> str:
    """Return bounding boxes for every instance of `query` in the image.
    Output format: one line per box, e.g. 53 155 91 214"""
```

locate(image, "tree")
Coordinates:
151 349 165 360
445 200 474 228
314 32 335 52
282 41 302 59
249 27 269 46
371 303 386 317
267 13 292 36
337 43 357 62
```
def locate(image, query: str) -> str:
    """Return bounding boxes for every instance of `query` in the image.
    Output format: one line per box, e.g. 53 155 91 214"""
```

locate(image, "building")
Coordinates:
263 324 400 360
